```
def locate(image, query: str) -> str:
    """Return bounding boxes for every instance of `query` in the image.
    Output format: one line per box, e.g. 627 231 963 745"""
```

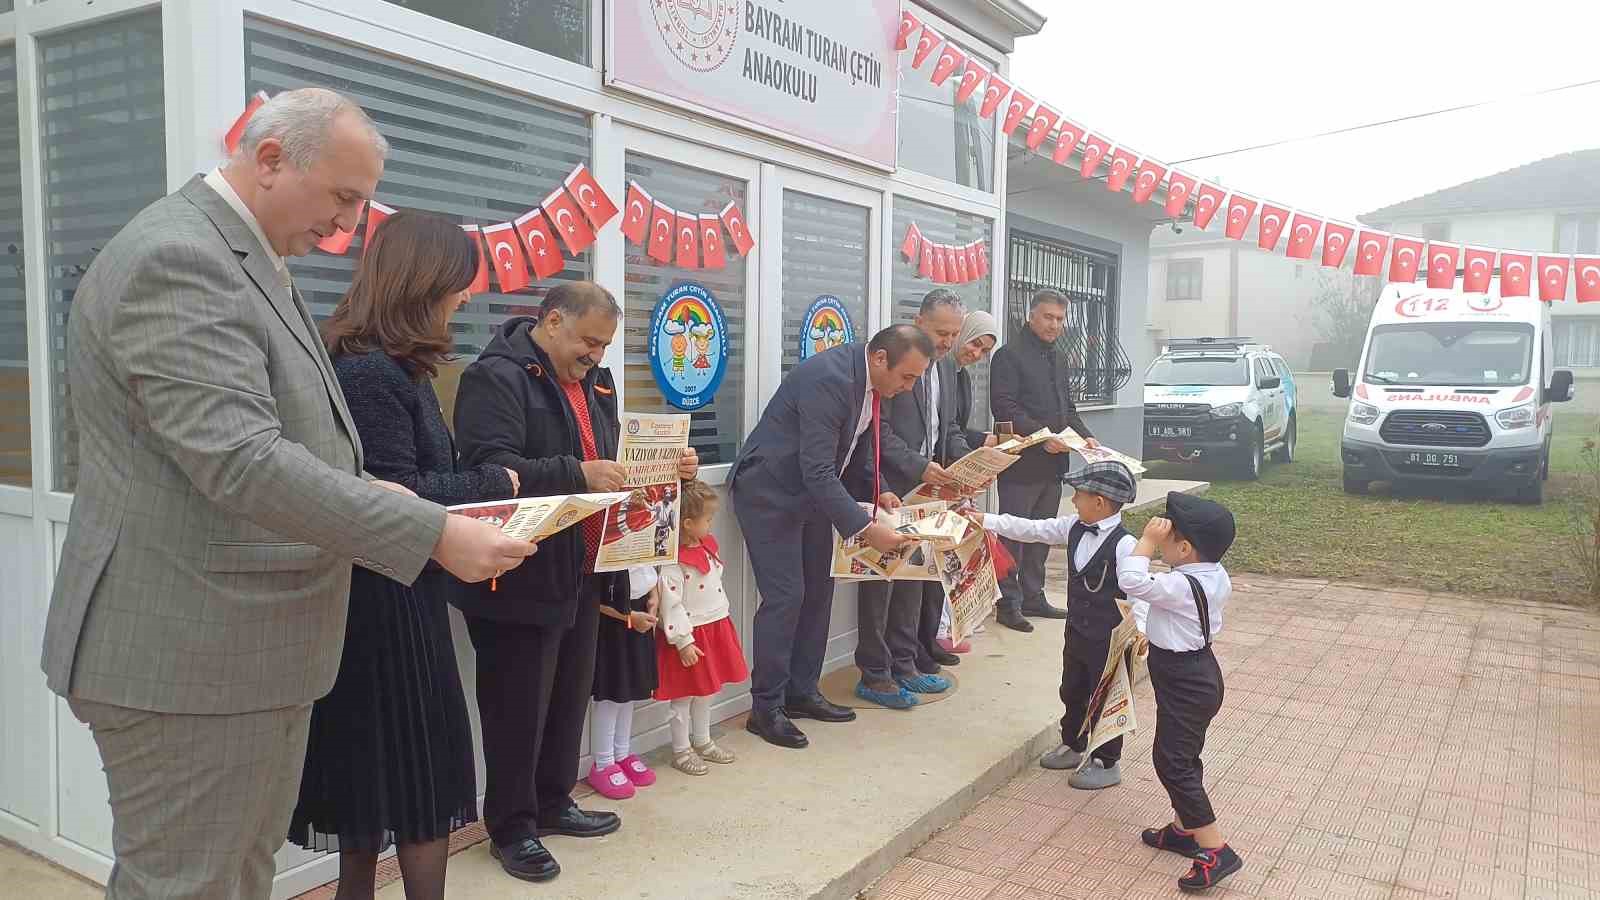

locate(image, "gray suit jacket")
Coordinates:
876 356 972 495
41 175 446 715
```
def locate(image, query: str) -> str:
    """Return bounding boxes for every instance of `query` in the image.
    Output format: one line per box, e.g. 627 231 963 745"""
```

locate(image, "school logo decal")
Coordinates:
649 281 729 410
798 295 854 361
651 0 739 73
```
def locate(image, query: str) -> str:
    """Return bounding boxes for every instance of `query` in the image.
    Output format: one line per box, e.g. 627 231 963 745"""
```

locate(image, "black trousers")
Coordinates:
1147 645 1226 828
463 580 601 846
996 475 1062 614
855 579 922 685
914 580 945 672
1060 628 1122 764
738 504 837 714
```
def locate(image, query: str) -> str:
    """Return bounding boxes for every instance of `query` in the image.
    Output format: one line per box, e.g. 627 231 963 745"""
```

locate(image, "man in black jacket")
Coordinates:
454 282 697 883
989 290 1101 632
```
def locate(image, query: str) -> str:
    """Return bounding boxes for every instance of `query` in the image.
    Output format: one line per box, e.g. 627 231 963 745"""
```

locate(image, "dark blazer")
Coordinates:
875 356 972 495
730 342 880 538
990 326 1093 483
954 365 987 450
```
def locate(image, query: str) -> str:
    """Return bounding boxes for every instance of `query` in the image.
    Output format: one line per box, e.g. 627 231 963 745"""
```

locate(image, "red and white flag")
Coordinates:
1500 252 1532 297
952 244 970 282
719 201 756 255
675 211 699 269
223 90 269 155
1388 236 1423 283
514 209 565 280
1352 231 1390 277
901 222 923 261
978 71 1012 118
1192 183 1227 230
912 23 943 69
1051 119 1085 165
1462 247 1496 293
930 242 948 282
564 164 618 230
1537 255 1571 301
542 187 596 255
1078 134 1111 178
362 201 394 255
1132 160 1166 205
318 211 359 255
919 237 935 279
1104 148 1138 193
1223 195 1258 241
1322 222 1354 268
482 222 531 293
1425 242 1460 289
1284 213 1321 260
700 214 727 270
1000 89 1033 136
647 202 675 263
964 243 982 280
896 10 921 50
621 182 652 245
461 225 490 295
954 59 988 105
1025 105 1058 151
1164 172 1197 217
975 241 990 278
1256 204 1289 251
1575 256 1600 302
930 43 965 87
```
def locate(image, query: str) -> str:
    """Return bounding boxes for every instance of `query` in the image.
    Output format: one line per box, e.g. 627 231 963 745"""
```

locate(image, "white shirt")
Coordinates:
982 511 1136 574
204 169 289 288
839 349 876 474
923 364 941 457
1118 557 1230 652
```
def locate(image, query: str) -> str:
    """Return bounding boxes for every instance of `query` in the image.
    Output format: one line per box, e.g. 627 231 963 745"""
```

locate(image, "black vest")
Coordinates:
1066 523 1130 639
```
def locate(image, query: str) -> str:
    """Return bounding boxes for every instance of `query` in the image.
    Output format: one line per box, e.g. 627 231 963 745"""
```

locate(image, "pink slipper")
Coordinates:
586 763 635 799
618 754 656 787
937 637 973 654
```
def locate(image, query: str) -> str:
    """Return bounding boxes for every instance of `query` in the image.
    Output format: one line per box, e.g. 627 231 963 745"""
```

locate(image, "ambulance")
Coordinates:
1332 282 1575 503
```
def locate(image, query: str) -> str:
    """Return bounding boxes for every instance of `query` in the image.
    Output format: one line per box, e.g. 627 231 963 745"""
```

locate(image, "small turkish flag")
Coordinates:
223 90 269 155
968 243 984 280
1425 242 1460 289
930 43 965 87
461 225 490 295
317 208 360 255
542 187 596 255
621 181 652 245
1353 232 1390 277
1079 134 1111 178
896 10 921 50
1537 255 1571 301
1025 105 1058 151
930 242 947 283
912 24 943 69
700 214 727 270
1322 223 1354 268
647 202 675 263
1051 119 1085 165
1256 204 1289 252
1462 248 1496 293
1164 172 1197 217
1284 213 1321 260
952 244 970 282
1223 195 1257 241
1388 236 1423 283
919 237 935 279
955 60 988 105
975 241 990 278
514 208 565 280
1105 148 1138 193
564 164 618 230
482 222 531 293
362 201 393 256
719 201 756 255
1575 256 1600 302
1192 183 1227 230
901 222 923 261
978 71 1011 119
675 211 699 269
1500 253 1532 297
1132 160 1166 205
1000 90 1033 136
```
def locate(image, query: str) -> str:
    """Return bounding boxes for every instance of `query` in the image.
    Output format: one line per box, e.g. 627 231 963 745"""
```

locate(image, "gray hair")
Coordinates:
918 288 965 316
232 88 388 169
1029 289 1068 313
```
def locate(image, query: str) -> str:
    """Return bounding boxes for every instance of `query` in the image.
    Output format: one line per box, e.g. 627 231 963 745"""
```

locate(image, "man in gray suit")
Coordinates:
40 89 535 900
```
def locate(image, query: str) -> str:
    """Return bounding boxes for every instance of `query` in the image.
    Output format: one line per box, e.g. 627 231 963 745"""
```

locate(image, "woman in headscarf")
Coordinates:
952 310 1000 448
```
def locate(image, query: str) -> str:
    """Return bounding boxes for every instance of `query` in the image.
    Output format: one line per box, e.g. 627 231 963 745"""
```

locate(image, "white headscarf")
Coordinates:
955 310 1000 369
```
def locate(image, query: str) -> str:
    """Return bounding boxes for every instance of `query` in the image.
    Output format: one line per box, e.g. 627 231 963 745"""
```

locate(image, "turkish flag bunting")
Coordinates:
975 241 990 278
482 222 531 293
223 90 270 155
930 242 948 283
461 226 490 295
1537 255 1571 301
955 59 988 105
1284 213 1321 260
896 10 921 51
1164 172 1197 217
1256 204 1289 251
1223 195 1258 241
919 237 935 279
1051 119 1085 165
1132 160 1166 205
1192 183 1227 230
978 71 1012 119
1322 223 1355 268
1000 89 1033 136
1105 148 1138 193
564 164 618 230
964 243 982 280
1079 134 1111 178
1425 242 1460 289
514 209 565 280
700 214 727 270
1575 256 1600 302
542 187 595 255
1354 232 1391 277
719 201 756 255
1462 248 1496 293
317 207 360 255
952 243 970 282
1025 105 1058 151
913 24 943 69
901 222 923 261
675 211 700 269
621 182 652 245
1499 252 1532 297
930 43 965 87
1387 236 1424 283
362 201 394 256
647 202 675 263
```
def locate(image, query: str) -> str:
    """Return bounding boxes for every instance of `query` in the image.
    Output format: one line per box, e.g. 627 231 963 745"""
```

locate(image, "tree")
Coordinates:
1310 271 1380 370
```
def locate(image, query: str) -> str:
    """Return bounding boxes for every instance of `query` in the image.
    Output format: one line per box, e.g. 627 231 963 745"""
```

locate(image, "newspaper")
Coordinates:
448 492 630 542
1075 607 1150 769
842 501 952 579
594 413 691 572
995 427 1055 454
938 525 1002 643
904 445 1020 504
1057 427 1148 475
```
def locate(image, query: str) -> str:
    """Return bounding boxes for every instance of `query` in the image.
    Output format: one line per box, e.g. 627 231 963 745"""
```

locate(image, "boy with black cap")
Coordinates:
1120 491 1241 893
972 460 1140 791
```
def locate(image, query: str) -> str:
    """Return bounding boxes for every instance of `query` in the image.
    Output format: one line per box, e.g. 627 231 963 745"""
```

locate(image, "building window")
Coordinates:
896 36 994 191
1421 222 1451 241
1555 319 1600 367
781 191 869 378
0 46 24 487
1558 214 1600 254
381 1 589 65
1166 259 1202 301
1006 232 1131 406
41 12 166 493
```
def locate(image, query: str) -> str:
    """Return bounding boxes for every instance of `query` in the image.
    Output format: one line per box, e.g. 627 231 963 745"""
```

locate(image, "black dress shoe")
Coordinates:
928 647 961 667
746 708 809 748
1021 601 1068 619
536 807 621 838
490 837 560 882
784 693 857 723
997 608 1035 632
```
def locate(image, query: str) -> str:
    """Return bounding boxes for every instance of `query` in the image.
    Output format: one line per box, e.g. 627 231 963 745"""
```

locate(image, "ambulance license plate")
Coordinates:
1406 451 1459 468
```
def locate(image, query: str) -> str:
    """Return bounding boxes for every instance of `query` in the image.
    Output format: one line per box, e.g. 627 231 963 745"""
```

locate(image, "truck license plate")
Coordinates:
1406 452 1459 467
1149 425 1190 438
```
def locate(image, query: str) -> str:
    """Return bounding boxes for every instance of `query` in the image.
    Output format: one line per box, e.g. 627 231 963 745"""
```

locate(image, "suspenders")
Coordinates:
1181 574 1213 648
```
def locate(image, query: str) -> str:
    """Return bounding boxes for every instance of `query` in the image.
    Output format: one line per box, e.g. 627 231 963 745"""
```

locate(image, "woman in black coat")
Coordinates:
289 211 517 900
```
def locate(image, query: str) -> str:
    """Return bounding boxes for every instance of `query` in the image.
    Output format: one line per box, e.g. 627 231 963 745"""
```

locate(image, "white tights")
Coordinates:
668 696 712 752
589 700 634 769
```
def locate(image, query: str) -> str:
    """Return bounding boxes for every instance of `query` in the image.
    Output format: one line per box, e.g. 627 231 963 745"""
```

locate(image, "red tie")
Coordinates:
871 389 881 515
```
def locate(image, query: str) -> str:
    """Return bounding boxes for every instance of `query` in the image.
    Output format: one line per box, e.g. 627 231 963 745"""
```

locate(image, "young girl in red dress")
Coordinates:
654 479 750 775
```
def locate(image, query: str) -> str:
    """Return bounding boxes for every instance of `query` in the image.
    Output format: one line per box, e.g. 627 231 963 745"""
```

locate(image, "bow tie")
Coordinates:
1070 521 1101 538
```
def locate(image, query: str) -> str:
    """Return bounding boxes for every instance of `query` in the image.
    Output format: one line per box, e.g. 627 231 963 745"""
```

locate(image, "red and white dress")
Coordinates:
654 535 750 701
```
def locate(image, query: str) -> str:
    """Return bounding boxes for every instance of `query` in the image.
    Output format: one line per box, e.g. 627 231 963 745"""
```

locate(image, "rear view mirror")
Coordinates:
1259 376 1281 390
1331 369 1352 399
1546 369 1575 404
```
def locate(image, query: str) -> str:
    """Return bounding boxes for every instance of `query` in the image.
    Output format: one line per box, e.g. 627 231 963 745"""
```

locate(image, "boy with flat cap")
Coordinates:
971 460 1140 791
1120 491 1241 893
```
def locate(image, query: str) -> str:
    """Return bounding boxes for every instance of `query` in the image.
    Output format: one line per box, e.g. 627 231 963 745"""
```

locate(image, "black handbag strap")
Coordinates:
1181 573 1212 647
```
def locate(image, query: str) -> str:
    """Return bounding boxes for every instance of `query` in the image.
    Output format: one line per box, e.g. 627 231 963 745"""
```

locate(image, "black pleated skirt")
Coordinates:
592 611 659 703
288 569 478 853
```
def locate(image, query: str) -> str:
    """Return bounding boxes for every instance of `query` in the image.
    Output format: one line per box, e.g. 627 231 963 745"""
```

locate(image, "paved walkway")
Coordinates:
869 577 1600 900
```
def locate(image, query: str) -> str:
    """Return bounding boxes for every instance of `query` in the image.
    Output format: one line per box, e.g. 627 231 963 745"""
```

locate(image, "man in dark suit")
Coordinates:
731 325 933 748
853 290 972 709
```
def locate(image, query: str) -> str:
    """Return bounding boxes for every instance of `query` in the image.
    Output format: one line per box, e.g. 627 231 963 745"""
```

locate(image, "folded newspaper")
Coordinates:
995 427 1055 454
448 492 630 542
838 501 952 579
940 526 1001 643
1075 606 1149 770
903 445 1019 504
1057 427 1148 475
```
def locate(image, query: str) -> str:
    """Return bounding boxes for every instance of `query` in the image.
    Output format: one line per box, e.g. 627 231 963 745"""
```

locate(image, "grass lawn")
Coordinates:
1130 407 1597 602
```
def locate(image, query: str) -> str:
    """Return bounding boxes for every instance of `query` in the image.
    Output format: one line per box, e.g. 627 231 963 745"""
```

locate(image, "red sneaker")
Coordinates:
1178 845 1242 893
